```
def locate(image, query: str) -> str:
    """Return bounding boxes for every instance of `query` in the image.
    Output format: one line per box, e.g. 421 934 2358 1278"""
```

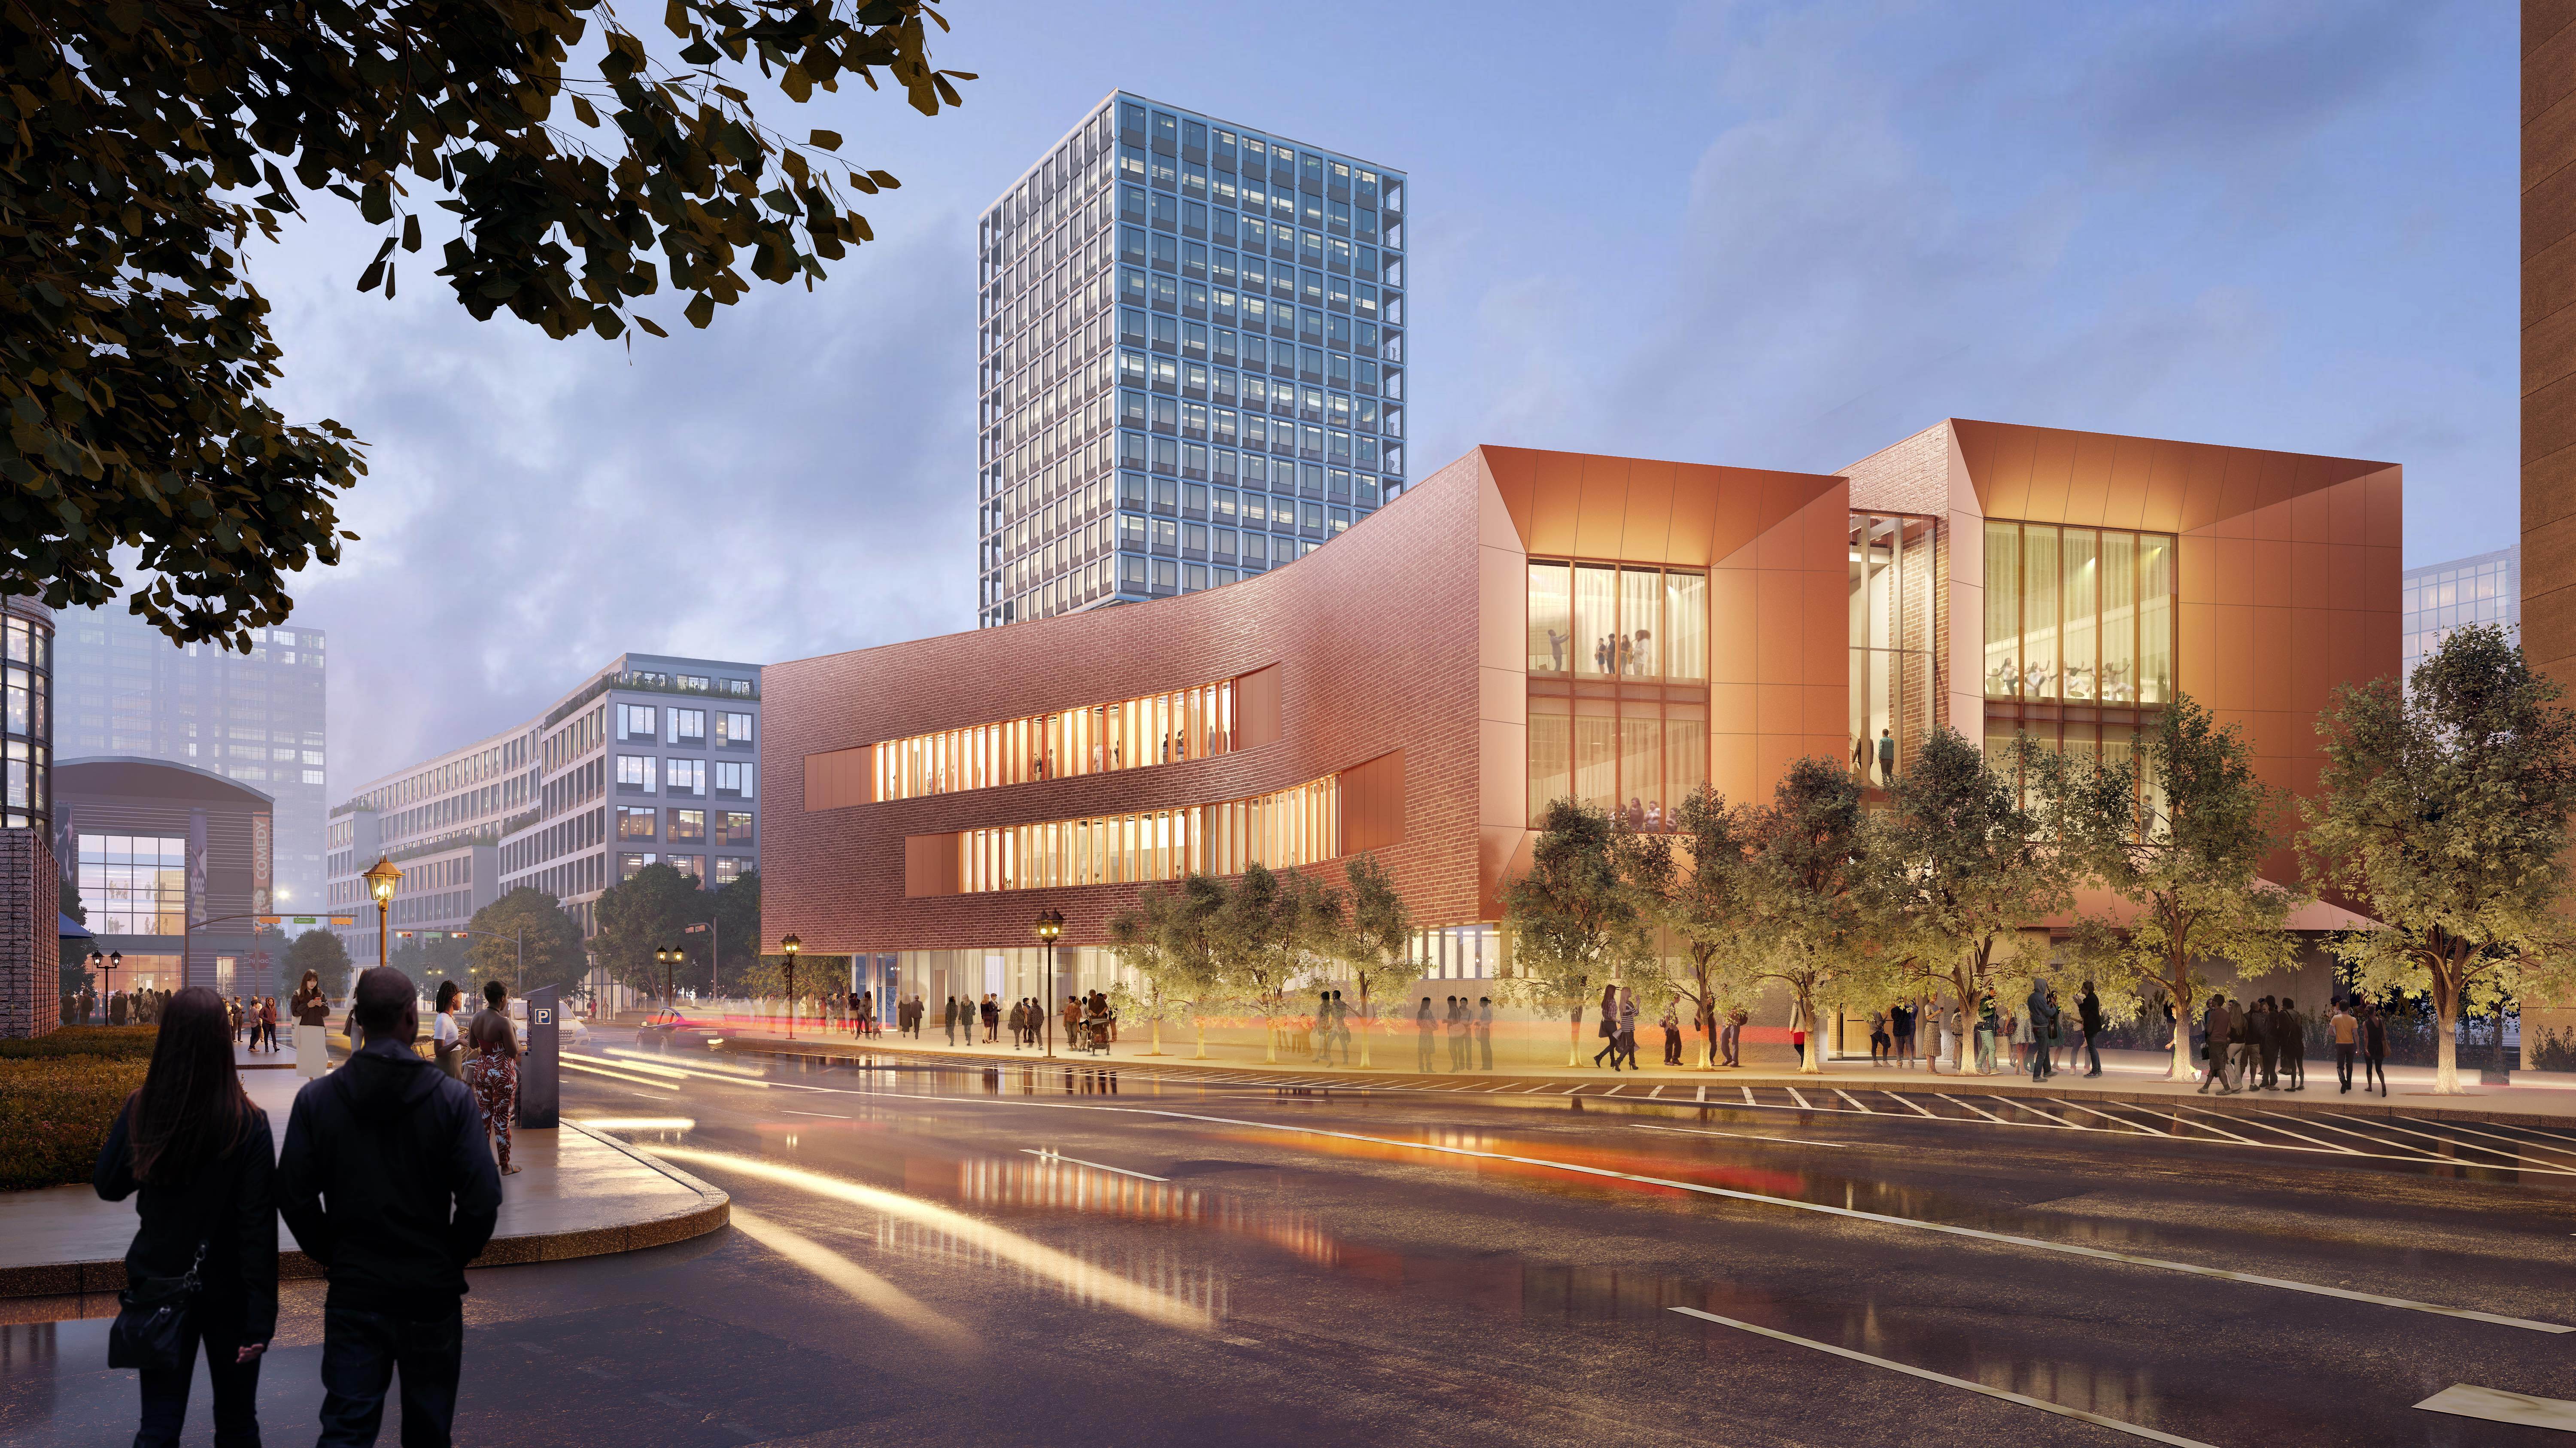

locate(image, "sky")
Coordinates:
215 0 2516 797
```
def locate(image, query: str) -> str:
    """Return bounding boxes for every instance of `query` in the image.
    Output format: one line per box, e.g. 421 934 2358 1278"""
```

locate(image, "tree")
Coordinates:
2302 624 2576 1093
389 930 469 996
465 888 589 1000
1501 798 1652 1067
284 928 352 1000
1736 758 1877 1074
1218 863 1315 1065
1335 853 1415 1068
1631 784 1750 1070
708 869 764 989
1105 889 1179 1056
1866 728 2069 1074
59 874 92 996
1152 876 1236 1059
5 2 972 647
592 862 709 999
2042 693 2299 1080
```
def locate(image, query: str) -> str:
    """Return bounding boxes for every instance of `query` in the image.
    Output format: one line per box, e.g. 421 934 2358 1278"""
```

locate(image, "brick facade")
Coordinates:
0 828 58 1039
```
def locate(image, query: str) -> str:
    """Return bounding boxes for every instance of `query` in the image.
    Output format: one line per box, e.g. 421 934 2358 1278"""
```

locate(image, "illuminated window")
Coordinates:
872 674 1247 803
958 770 1341 894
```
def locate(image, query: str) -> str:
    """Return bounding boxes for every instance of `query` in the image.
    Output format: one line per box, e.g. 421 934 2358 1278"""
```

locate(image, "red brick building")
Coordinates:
763 426 2399 1010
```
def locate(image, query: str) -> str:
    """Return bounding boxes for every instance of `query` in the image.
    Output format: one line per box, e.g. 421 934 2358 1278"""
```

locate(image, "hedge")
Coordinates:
0 1025 159 1061
0 1056 147 1191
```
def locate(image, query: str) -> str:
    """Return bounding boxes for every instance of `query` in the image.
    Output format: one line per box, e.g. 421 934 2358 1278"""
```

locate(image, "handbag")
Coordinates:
108 1238 206 1373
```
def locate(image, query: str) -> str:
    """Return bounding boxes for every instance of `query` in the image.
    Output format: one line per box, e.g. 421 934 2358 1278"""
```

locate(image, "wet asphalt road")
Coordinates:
9 1046 2576 1448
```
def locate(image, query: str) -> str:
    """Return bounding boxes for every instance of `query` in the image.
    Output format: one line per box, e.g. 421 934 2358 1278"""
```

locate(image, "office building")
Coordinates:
1 596 56 1038
54 612 328 915
55 756 273 997
326 654 762 965
976 91 1408 628
2402 544 2518 679
768 422 2400 1023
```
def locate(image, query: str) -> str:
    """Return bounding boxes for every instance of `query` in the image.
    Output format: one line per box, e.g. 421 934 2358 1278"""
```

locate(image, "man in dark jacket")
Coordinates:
2024 982 2054 1082
2077 982 2105 1077
2276 996 2306 1091
278 966 502 1447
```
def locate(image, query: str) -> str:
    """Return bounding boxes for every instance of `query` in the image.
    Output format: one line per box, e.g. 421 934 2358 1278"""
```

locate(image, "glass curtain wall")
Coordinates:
1983 520 2177 816
876 677 1238 801
959 770 1340 893
1527 560 1709 831
1848 514 1935 787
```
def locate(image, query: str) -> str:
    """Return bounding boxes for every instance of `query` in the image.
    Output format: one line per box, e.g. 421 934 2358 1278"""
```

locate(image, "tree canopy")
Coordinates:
1732 757 1877 1074
592 860 710 996
465 886 590 998
2303 624 2576 1092
285 926 353 999
1500 797 1652 1066
4 0 971 646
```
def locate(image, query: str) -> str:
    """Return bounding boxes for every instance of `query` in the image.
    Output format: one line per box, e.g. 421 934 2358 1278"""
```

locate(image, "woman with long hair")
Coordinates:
465 980 522 1174
291 969 331 1080
93 986 276 1445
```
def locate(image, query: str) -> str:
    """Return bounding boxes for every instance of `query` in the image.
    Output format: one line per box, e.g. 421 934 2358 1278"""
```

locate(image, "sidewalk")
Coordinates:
0 1058 729 1306
687 1017 2576 1132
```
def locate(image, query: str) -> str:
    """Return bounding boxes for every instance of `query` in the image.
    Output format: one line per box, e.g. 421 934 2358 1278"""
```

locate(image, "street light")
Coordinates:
362 856 401 973
780 934 800 1040
655 945 679 1007
1035 909 1063 1060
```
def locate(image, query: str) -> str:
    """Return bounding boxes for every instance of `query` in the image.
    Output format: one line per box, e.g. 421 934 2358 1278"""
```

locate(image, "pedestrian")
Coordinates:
1868 1010 1890 1066
1445 996 1467 1071
2251 995 2279 1089
94 986 277 1448
2362 1003 2390 1097
1790 998 1811 1071
278 966 502 1448
2276 996 2306 1091
292 969 332 1072
943 995 959 1046
1312 991 1336 1064
2078 980 2104 1078
1478 997 1495 1071
1661 1000 1683 1066
1592 982 1620 1068
1976 991 1998 1074
1892 1002 1917 1069
463 982 522 1177
430 981 465 1081
984 993 1000 1043
2008 1001 2029 1075
1334 990 1355 1066
2197 996 2231 1093
1722 1007 1747 1068
1614 988 1640 1071
2025 981 2054 1083
2233 997 2263 1092
2330 999 2358 1094
1416 997 1436 1071
1929 1001 1952 1074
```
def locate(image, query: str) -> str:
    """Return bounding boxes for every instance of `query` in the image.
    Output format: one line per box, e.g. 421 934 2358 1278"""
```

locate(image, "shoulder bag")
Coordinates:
108 1238 206 1372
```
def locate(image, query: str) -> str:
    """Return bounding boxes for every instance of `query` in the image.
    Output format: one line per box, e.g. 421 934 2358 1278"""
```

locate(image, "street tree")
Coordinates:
1866 728 2068 1074
5 2 972 647
2041 693 2299 1080
705 869 765 992
465 888 589 1000
1106 886 1183 1056
1218 863 1316 1065
284 927 352 1000
1630 784 1754 1070
1139 875 1234 1059
1500 797 1652 1066
1737 757 1878 1074
1336 852 1416 1068
591 862 709 1000
2302 624 2576 1093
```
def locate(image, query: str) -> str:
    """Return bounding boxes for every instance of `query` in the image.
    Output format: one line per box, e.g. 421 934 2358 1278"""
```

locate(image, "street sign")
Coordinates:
395 931 414 939
532 1005 553 1026
328 916 354 926
290 916 317 925
257 915 283 924
684 922 708 934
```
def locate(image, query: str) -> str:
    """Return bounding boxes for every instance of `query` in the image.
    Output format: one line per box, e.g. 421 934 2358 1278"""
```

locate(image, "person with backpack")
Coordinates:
94 986 278 1448
278 966 502 1447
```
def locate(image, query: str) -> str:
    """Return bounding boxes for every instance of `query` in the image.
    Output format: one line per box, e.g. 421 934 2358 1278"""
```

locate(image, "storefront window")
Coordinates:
1984 521 2174 704
1525 560 1708 682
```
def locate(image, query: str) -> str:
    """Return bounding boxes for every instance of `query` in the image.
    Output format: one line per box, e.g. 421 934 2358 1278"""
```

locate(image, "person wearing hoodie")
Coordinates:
278 966 502 1448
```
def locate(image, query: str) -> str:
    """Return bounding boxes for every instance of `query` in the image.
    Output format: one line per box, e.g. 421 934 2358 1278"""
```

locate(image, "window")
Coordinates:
716 712 754 748
1983 521 2174 704
666 708 706 745
1524 560 1707 682
956 769 1342 893
665 759 706 796
617 704 657 740
619 852 656 882
678 675 710 693
720 811 755 846
714 856 751 885
668 855 705 885
668 809 706 843
617 806 657 840
1525 697 1706 831
723 678 753 697
616 755 656 792
76 834 186 935
714 761 756 799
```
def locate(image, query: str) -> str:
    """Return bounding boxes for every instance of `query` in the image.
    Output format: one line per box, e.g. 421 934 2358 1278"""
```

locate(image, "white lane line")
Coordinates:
2168 1106 2275 1147
1741 1086 1756 1106
779 1109 850 1119
2328 1113 2536 1168
2048 1099 2169 1137
562 1059 683 1091
1668 1308 2218 1447
1634 1123 1850 1150
1885 1092 1938 1118
1695 1085 1707 1102
2442 1119 2576 1166
1020 1148 1169 1182
1649 1086 1665 1098
1521 1083 1555 1094
1993 1097 2084 1130
2234 1111 2369 1155
1834 1089 1873 1113
1935 1094 2007 1124
2413 1382 2576 1432
2256 1112 2452 1162
808 1091 2571 1334
1784 1086 1814 1110
1604 1085 1627 1097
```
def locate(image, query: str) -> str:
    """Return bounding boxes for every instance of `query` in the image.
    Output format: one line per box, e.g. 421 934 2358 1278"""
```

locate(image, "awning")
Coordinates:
58 913 93 939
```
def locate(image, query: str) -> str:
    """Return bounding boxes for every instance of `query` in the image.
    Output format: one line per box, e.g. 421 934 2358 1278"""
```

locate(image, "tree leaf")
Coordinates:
808 129 841 150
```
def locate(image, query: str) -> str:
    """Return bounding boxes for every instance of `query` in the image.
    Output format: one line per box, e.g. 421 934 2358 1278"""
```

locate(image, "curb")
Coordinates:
706 1033 2576 1135
0 1123 729 1302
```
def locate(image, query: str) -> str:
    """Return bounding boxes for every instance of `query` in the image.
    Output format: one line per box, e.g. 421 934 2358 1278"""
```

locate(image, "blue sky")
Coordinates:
245 0 2517 794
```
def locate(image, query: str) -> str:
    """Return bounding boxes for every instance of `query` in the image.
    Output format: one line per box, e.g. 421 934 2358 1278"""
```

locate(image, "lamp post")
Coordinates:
89 950 119 1022
780 934 800 1040
654 945 677 1007
1034 909 1062 1060
362 857 401 974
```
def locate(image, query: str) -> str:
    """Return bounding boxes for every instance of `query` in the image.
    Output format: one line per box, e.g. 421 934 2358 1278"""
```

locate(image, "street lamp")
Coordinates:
655 945 678 1007
1035 909 1063 1060
780 934 800 1040
362 856 401 972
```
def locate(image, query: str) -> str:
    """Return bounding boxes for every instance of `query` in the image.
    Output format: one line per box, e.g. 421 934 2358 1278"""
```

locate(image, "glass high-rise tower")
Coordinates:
977 91 1409 628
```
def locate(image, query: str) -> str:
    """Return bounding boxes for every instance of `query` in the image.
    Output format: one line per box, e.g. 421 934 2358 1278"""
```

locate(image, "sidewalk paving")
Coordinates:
0 1055 729 1306
680 1016 2576 1132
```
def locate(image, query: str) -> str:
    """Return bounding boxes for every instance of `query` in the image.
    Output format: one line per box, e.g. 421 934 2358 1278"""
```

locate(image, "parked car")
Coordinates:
637 1007 714 1052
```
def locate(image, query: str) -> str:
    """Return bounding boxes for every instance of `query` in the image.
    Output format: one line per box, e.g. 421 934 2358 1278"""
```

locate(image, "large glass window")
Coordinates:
77 834 187 936
1984 521 2175 704
1527 697 1705 832
873 674 1244 802
959 770 1341 893
1528 561 1707 682
1850 514 1936 786
1528 562 1570 673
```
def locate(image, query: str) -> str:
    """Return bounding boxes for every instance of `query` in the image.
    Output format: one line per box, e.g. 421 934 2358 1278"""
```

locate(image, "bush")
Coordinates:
0 1056 147 1191
0 1026 158 1061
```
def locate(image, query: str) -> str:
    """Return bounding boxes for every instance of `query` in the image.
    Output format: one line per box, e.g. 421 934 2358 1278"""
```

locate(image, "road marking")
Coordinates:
1784 1086 1814 1110
2232 1111 2367 1155
1521 1083 1555 1093
1741 1086 1756 1106
1633 1123 1851 1150
805 1095 2575 1333
2168 1106 2275 1147
1935 1094 2007 1124
779 1109 849 1119
1649 1086 1665 1098
1668 1308 2218 1446
1834 1089 1873 1113
562 1058 682 1091
1885 1092 1938 1118
2327 1113 2537 1168
1021 1148 1169 1182
2048 1099 2167 1136
2412 1382 2576 1432
1695 1085 1707 1102
2438 1120 2576 1168
1993 1096 2082 1129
